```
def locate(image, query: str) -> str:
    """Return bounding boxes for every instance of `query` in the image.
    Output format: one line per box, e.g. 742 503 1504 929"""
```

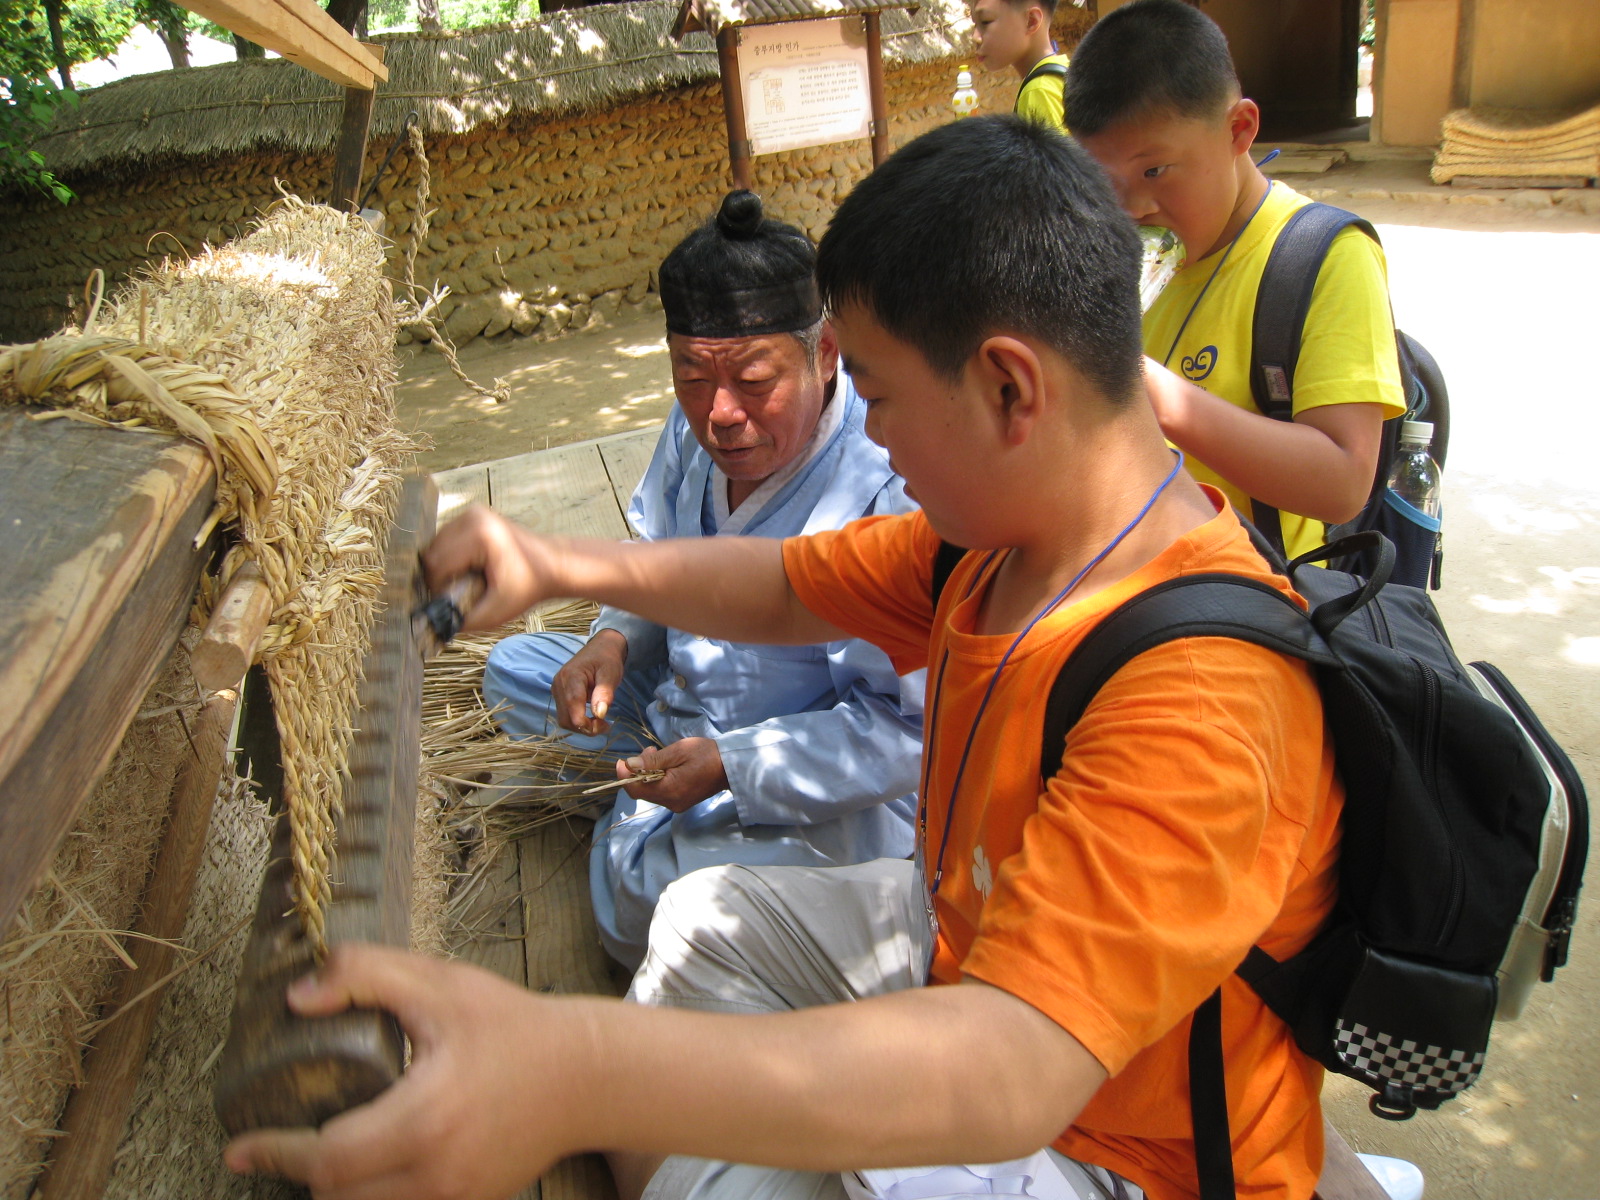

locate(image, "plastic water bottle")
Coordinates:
1137 226 1185 312
952 66 978 119
1386 420 1442 518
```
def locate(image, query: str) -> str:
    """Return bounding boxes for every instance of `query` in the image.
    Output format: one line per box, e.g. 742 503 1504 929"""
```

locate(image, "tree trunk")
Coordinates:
417 0 442 32
324 0 367 34
152 0 192 69
157 27 191 68
43 0 73 91
234 34 266 59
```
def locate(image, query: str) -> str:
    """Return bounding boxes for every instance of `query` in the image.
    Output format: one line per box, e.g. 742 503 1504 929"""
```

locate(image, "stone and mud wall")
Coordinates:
0 57 1026 348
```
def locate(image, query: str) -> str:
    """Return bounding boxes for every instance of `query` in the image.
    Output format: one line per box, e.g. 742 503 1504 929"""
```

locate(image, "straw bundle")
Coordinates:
0 655 200 1199
1432 103 1600 183
1 193 419 1193
419 601 666 862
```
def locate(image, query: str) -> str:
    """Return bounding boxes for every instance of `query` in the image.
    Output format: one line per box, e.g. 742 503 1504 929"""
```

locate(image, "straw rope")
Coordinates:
395 122 510 406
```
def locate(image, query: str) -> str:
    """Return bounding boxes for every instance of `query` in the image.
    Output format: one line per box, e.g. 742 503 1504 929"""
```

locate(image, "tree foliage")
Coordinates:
1 0 545 199
2 0 131 199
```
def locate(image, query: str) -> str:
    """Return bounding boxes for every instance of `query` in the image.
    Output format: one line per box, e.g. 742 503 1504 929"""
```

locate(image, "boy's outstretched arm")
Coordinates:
1143 357 1384 524
424 505 848 646
224 947 1107 1200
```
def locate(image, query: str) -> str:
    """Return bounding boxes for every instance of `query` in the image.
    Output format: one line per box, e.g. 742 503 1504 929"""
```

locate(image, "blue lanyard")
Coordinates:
919 449 1186 898
1160 167 1278 369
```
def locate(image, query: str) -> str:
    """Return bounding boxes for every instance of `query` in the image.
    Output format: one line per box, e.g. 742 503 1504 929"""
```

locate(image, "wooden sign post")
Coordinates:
675 0 917 188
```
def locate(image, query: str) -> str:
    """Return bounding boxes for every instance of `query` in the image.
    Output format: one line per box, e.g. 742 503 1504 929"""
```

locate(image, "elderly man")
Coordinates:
483 190 922 969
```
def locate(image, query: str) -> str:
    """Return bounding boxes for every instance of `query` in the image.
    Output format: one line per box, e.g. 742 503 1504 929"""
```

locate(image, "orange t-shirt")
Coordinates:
781 490 1343 1200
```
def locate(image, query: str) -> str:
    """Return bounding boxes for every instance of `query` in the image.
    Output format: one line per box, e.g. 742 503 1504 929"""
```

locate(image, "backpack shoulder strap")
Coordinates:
1038 574 1335 780
1249 202 1378 419
1020 59 1068 85
1248 202 1377 556
930 539 967 610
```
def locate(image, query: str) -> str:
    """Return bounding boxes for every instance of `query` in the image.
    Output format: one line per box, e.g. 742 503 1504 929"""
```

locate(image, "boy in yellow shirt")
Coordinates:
969 0 1070 131
1067 0 1405 557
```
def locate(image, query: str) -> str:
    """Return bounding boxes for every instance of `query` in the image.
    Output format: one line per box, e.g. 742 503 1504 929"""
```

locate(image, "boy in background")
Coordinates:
226 117 1343 1200
970 0 1069 131
1067 0 1406 557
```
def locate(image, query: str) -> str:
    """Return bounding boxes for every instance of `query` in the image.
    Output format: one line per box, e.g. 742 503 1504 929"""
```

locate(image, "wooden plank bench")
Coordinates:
436 425 1391 1200
0 408 215 933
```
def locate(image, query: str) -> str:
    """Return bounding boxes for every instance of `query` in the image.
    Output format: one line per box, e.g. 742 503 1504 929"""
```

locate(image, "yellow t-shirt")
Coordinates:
1014 54 1069 132
1143 182 1406 558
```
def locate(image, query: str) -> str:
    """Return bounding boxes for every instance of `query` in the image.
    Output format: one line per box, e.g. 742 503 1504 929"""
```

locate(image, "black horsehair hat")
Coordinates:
658 191 822 340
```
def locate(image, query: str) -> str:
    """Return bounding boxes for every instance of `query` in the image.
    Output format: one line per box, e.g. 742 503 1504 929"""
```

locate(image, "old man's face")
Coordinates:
667 327 839 485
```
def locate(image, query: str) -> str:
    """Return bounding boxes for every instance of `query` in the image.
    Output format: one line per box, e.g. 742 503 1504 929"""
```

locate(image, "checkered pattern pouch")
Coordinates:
1331 945 1496 1113
1334 1019 1485 1096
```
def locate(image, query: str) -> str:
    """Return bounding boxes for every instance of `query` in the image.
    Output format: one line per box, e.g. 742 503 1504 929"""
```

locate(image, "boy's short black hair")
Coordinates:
816 116 1142 404
1063 0 1239 136
994 0 1059 17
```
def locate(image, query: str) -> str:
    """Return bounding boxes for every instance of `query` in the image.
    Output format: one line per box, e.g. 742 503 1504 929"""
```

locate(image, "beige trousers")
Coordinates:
629 860 1140 1200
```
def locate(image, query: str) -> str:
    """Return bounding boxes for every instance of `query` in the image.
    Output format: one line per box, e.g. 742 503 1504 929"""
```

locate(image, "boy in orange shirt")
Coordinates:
225 117 1342 1200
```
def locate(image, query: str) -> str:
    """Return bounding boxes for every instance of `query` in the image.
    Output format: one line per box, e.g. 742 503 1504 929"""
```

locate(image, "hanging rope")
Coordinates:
394 122 511 406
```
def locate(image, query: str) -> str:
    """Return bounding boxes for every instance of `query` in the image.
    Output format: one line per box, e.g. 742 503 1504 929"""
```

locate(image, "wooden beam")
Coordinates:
0 409 215 933
214 476 435 1135
329 42 386 212
174 0 389 89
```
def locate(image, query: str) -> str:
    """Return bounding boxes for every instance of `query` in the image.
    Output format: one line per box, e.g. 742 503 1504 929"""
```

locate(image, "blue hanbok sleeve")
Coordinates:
715 640 924 826
714 477 925 826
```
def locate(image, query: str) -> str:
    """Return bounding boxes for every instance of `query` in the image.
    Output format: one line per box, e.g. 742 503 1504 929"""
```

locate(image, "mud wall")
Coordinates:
0 60 1019 347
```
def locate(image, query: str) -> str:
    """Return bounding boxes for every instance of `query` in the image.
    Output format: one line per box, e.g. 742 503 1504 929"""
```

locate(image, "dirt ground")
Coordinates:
396 175 1600 1200
397 295 675 475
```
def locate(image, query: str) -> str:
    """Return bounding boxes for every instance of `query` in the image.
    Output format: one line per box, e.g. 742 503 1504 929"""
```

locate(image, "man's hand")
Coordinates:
617 737 728 812
551 629 629 735
423 504 556 632
222 946 586 1200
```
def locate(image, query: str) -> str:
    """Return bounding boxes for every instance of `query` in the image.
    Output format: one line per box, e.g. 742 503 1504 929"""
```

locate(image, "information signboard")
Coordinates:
737 17 873 157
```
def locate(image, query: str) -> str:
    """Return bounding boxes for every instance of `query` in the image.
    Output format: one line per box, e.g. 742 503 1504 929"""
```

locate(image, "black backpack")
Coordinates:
931 531 1587 1198
1249 203 1451 591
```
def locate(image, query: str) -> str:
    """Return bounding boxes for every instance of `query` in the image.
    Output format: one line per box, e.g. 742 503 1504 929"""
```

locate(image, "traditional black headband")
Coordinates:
659 275 822 340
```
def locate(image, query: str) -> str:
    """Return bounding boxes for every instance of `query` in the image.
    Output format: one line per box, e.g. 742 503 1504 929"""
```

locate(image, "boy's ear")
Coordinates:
1027 2 1048 35
1226 98 1261 157
972 335 1046 446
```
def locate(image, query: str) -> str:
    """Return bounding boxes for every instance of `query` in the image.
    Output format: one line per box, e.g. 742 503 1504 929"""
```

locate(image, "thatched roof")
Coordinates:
33 0 970 180
672 0 920 38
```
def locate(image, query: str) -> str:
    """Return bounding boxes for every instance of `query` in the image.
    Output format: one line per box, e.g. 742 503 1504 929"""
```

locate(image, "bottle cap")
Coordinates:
1400 420 1433 444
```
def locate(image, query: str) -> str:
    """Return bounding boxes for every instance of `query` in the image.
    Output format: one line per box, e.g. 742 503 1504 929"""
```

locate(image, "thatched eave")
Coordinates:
32 0 969 181
671 0 921 40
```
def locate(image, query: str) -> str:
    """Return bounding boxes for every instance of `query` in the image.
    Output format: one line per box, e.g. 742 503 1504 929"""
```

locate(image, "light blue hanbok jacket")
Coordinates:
483 373 923 969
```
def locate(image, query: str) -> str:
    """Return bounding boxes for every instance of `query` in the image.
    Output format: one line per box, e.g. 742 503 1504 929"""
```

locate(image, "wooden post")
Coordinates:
716 27 754 191
865 12 889 167
36 688 241 1200
328 42 385 213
